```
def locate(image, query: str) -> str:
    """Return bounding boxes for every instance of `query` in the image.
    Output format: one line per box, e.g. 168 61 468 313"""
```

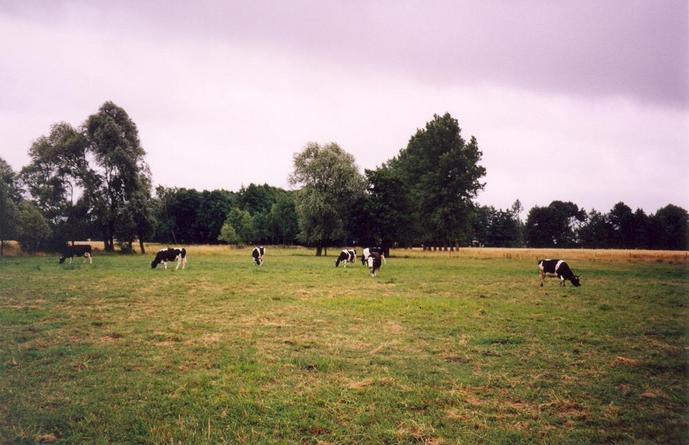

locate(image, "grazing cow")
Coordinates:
252 246 265 266
335 249 356 267
361 247 385 266
59 245 92 264
367 252 383 276
538 259 580 287
151 247 187 270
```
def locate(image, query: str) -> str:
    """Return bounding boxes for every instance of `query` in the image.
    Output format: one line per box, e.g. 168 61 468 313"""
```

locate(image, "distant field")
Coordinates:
1 246 687 444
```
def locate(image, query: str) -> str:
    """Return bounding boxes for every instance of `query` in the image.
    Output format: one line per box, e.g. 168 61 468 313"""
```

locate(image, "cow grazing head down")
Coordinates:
367 252 382 276
252 246 265 266
538 259 580 287
335 249 356 267
151 248 187 270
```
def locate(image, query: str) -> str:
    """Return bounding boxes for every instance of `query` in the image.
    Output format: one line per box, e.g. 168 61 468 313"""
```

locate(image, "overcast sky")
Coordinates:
1 0 687 214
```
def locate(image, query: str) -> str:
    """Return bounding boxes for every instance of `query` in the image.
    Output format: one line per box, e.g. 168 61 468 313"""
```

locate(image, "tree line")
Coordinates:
0 102 687 255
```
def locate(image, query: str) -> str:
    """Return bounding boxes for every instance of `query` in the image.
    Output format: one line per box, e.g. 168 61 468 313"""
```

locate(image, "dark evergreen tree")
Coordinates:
653 204 689 250
390 113 486 247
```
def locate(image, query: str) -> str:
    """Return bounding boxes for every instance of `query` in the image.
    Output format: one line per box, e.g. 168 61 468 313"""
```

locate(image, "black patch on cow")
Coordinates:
361 246 384 265
368 252 382 275
335 249 356 267
538 259 580 287
59 245 92 264
151 248 187 269
252 246 265 265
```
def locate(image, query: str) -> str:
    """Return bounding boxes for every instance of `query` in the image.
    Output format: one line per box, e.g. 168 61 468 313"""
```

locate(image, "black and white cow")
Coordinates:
151 247 187 270
335 249 356 267
367 252 383 276
252 246 265 266
59 245 92 264
361 247 385 266
538 259 580 287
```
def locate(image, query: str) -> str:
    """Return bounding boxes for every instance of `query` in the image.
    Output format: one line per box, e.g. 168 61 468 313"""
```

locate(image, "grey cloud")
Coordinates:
5 0 685 107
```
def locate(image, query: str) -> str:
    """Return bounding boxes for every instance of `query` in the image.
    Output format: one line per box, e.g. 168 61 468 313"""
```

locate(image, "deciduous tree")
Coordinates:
289 142 366 255
85 101 152 251
390 113 486 247
16 201 52 253
0 161 19 256
526 201 586 247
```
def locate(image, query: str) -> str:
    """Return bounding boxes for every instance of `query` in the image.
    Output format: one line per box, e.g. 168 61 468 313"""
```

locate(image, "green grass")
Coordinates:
1 247 687 444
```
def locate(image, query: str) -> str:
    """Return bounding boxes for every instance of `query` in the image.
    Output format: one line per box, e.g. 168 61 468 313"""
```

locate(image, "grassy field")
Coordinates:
1 246 687 444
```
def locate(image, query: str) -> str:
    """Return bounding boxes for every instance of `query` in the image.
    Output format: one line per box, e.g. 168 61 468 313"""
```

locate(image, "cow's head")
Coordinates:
571 275 581 287
367 255 378 276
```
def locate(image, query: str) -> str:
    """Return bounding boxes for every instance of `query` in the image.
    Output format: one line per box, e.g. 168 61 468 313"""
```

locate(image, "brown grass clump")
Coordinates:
614 356 640 366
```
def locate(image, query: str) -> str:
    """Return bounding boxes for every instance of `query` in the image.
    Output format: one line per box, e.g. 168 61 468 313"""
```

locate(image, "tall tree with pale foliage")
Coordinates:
289 142 366 255
85 101 152 251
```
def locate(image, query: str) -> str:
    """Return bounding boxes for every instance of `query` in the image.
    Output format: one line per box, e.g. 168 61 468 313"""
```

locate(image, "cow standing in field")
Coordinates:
361 247 385 266
59 245 93 264
538 259 580 287
335 249 356 267
367 252 383 277
252 246 265 266
151 247 187 270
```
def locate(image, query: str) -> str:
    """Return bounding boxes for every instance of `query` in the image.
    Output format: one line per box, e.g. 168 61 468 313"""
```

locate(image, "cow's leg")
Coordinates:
559 275 565 287
69 256 74 264
175 257 181 270
540 270 545 286
88 253 92 264
163 261 167 270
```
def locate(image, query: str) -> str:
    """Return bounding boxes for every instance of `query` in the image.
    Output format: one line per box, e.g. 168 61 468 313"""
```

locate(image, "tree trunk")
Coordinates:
139 238 146 254
316 245 323 256
0 239 4 257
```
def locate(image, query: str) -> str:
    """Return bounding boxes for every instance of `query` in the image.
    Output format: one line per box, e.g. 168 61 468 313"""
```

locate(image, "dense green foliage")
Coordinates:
289 142 367 254
390 114 486 246
0 160 20 255
1 249 687 443
3 106 688 254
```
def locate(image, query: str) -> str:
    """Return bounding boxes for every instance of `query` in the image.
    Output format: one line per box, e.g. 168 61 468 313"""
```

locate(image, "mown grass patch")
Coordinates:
1 247 687 444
